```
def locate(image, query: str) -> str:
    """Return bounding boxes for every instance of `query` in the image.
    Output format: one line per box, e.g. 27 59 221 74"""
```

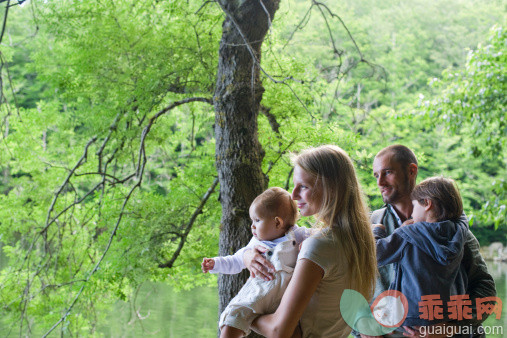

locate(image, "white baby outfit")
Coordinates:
210 225 310 274
213 226 310 336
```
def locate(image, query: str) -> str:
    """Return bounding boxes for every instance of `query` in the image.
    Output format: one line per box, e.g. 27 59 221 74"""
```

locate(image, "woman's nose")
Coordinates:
291 188 299 200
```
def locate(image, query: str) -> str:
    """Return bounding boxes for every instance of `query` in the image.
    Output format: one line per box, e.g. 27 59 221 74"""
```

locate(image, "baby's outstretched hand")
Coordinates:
201 258 215 273
373 223 385 230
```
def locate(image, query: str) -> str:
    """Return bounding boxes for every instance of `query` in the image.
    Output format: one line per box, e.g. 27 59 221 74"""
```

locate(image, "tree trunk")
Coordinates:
214 0 280 336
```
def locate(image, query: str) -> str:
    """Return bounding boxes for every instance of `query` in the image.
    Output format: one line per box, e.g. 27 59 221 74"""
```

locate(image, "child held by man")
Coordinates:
374 176 469 328
202 187 310 338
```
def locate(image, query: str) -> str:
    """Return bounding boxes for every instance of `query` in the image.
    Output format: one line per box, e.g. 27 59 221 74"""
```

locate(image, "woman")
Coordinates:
246 145 377 337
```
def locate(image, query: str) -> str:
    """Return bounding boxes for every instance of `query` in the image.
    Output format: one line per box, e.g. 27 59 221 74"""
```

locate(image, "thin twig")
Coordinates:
158 177 219 268
0 0 10 45
216 2 316 119
282 3 314 49
137 97 212 177
42 137 98 236
265 138 296 176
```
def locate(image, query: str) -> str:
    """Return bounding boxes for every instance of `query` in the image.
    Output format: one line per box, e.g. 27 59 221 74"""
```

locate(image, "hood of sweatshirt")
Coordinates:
399 219 466 265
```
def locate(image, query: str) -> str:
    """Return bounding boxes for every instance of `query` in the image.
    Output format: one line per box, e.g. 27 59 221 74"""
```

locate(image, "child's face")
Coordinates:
249 203 286 241
411 199 428 223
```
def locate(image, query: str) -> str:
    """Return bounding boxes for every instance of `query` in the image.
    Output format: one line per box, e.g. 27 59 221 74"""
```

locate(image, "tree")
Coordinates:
0 0 504 335
425 24 506 230
213 0 279 318
0 1 224 335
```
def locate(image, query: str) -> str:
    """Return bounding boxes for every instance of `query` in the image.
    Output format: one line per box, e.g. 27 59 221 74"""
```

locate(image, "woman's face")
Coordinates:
291 165 323 217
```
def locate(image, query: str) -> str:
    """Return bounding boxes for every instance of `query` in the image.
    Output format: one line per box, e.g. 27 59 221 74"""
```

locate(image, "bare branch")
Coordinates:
41 137 98 236
260 105 280 134
284 167 294 192
43 176 142 338
265 138 296 176
0 0 10 45
282 3 314 49
258 0 272 32
195 1 214 15
216 2 316 119
137 97 212 178
41 96 212 335
158 177 219 268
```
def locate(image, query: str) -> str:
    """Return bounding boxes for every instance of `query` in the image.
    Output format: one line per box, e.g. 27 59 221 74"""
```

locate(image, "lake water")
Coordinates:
96 261 506 337
1 244 505 336
97 284 219 337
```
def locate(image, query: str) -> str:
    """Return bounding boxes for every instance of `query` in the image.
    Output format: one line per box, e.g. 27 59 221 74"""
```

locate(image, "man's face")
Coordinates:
372 153 413 205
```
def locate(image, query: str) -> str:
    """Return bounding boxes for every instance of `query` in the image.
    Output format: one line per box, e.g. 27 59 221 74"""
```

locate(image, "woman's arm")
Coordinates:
251 258 324 337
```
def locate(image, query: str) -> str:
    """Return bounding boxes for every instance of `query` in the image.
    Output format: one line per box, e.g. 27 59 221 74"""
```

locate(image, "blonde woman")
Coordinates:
244 145 377 337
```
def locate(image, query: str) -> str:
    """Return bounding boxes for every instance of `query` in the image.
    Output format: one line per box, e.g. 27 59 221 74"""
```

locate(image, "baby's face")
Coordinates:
249 203 286 241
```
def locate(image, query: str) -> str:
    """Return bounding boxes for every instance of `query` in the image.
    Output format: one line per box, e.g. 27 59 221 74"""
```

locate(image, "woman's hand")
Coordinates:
242 245 275 281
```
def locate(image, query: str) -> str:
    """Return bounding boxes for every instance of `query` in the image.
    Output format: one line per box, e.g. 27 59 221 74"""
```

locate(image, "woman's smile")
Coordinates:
291 166 322 217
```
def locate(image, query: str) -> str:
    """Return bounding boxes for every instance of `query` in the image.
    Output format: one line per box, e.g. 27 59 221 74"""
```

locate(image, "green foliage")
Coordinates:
0 0 505 335
426 24 506 157
424 24 506 230
0 0 223 335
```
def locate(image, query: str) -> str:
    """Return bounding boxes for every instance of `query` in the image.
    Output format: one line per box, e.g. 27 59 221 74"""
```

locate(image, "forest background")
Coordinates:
0 0 505 336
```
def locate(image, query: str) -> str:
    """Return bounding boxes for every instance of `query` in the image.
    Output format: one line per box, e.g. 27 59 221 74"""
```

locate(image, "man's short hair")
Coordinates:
376 144 418 169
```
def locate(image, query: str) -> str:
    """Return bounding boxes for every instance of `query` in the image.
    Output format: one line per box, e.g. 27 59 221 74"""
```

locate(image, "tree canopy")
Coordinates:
0 0 504 335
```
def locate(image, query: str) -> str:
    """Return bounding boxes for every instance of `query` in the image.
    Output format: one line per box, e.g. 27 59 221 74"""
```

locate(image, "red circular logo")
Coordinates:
370 290 409 328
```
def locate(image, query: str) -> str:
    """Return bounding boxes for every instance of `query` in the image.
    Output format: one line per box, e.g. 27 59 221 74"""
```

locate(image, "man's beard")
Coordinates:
382 189 401 205
382 180 412 205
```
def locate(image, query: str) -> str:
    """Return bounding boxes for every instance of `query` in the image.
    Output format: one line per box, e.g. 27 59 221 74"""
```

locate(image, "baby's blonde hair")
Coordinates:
292 145 377 300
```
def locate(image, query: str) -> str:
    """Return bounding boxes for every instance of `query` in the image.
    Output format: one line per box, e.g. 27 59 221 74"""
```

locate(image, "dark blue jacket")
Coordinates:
374 220 468 326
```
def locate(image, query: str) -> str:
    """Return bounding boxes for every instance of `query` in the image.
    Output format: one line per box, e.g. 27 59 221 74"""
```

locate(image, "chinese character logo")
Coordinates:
341 290 503 336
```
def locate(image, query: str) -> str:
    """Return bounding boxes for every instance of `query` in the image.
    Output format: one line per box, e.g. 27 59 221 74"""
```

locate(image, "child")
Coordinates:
374 176 468 327
202 187 310 338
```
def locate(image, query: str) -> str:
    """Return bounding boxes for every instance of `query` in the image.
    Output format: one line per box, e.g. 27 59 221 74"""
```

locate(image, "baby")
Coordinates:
202 187 310 338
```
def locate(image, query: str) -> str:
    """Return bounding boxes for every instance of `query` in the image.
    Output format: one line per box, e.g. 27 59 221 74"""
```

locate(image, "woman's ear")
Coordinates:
275 216 284 229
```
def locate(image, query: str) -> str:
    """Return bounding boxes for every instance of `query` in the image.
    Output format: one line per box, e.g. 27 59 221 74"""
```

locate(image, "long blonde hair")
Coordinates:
293 145 377 300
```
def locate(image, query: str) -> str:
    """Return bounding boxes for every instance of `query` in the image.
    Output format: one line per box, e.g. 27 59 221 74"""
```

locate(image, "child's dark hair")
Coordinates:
411 176 463 221
252 187 299 229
